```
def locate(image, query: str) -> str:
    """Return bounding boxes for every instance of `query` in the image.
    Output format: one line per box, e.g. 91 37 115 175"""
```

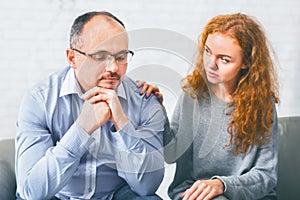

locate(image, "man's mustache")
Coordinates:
100 72 120 80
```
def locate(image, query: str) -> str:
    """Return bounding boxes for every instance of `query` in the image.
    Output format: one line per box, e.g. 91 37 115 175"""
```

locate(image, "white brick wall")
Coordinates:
1 0 299 138
0 0 299 198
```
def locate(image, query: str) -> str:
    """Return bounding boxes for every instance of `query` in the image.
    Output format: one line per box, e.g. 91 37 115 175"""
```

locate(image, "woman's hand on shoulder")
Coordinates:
136 80 163 103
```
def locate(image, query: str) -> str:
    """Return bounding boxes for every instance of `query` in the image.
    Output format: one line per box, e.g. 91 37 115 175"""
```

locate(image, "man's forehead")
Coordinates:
81 16 128 51
83 15 125 34
80 41 128 56
90 32 128 51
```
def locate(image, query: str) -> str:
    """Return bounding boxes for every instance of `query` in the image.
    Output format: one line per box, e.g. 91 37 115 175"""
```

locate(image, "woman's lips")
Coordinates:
207 71 218 78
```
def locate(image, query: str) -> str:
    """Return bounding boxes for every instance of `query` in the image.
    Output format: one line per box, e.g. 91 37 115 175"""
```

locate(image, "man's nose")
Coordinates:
105 57 119 72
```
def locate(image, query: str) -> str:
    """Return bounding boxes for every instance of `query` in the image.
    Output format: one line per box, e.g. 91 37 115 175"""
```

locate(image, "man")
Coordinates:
15 11 165 200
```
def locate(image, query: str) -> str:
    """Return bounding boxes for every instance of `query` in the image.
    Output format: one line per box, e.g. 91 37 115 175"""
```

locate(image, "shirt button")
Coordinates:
88 187 92 192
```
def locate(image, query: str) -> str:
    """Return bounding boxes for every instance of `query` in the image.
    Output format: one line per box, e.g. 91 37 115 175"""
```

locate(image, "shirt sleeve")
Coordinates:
111 94 166 196
15 91 94 200
213 109 279 200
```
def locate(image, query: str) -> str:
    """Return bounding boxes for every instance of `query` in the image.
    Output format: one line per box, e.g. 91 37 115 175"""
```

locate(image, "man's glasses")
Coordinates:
72 48 134 65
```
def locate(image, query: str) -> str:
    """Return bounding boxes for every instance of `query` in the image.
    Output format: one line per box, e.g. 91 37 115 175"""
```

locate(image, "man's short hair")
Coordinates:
69 11 125 48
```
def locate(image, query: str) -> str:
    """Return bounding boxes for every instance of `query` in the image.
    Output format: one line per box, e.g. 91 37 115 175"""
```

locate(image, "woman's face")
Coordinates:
203 32 247 92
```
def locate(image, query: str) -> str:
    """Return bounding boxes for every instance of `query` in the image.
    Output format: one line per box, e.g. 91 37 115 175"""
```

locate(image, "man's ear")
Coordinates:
66 48 76 69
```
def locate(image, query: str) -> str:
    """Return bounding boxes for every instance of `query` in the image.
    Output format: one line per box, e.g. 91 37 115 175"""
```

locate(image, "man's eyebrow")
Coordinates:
91 49 128 55
114 49 128 55
91 50 110 55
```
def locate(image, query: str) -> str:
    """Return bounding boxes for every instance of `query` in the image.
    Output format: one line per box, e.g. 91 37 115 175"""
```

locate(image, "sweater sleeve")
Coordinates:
215 111 279 200
163 94 182 164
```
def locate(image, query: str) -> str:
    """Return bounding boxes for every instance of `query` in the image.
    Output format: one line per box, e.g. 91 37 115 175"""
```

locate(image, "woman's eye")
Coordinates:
221 57 229 63
204 48 211 55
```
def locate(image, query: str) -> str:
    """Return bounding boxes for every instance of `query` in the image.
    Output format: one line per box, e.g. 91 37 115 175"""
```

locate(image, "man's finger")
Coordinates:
87 94 106 104
81 87 100 100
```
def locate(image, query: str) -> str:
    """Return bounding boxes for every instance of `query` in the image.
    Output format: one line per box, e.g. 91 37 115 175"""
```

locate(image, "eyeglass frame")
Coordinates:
71 48 134 65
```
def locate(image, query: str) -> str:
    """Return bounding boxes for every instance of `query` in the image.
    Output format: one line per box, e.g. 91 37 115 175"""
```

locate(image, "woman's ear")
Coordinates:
66 48 76 69
241 64 249 70
240 63 249 76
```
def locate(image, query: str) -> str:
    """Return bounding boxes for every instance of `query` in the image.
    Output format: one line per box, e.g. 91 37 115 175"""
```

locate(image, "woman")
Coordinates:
141 13 279 200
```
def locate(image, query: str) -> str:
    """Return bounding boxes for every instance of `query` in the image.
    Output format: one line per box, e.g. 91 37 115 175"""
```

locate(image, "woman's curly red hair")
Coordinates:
183 13 280 155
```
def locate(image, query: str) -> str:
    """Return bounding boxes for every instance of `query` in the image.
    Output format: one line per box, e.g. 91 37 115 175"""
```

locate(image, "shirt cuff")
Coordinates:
57 122 95 157
110 122 139 150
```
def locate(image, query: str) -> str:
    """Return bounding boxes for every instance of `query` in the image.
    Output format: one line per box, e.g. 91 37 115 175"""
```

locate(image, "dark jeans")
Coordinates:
17 195 60 200
112 185 162 200
17 186 161 200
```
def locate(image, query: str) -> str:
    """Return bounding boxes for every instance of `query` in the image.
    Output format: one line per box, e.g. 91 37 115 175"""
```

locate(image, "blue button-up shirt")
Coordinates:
15 66 165 200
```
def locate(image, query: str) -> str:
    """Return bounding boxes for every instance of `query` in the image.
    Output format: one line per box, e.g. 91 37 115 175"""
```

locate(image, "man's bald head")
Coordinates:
69 11 125 48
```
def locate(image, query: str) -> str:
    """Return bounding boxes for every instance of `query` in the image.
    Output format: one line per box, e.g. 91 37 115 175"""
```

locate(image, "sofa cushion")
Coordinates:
0 160 16 199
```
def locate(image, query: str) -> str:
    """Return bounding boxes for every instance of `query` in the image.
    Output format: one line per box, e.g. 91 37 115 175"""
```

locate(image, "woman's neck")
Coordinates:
210 84 233 103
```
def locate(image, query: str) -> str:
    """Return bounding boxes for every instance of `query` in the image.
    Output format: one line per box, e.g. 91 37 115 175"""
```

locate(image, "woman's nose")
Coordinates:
207 56 218 70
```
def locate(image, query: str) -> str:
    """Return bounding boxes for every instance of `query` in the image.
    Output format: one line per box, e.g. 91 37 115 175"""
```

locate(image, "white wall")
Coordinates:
2 0 299 140
0 0 299 135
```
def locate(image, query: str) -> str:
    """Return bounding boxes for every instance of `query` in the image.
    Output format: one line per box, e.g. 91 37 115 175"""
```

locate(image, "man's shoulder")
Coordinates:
122 75 159 103
122 75 140 95
28 66 70 97
122 75 137 90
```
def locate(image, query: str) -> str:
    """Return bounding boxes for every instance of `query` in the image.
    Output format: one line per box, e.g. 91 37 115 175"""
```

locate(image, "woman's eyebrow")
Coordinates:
205 45 233 58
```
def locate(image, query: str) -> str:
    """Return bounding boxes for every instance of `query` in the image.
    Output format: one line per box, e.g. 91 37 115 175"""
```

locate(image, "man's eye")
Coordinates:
93 54 108 61
115 54 126 61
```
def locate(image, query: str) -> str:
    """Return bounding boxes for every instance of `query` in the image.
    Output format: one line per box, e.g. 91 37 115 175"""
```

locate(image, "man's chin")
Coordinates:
97 82 119 90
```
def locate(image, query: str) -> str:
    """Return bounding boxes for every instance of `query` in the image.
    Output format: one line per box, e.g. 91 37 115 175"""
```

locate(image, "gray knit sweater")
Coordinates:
163 92 278 200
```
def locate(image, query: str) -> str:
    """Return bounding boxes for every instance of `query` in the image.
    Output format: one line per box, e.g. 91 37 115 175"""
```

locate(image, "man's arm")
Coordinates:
84 86 165 195
117 105 165 195
15 91 93 199
114 95 165 196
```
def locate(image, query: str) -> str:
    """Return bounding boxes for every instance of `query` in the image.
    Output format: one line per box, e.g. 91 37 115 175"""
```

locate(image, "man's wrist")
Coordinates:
114 115 128 131
76 119 96 134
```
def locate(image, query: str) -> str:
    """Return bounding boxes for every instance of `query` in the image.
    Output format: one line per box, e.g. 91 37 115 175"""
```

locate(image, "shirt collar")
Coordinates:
116 80 126 100
59 67 126 100
59 68 83 97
